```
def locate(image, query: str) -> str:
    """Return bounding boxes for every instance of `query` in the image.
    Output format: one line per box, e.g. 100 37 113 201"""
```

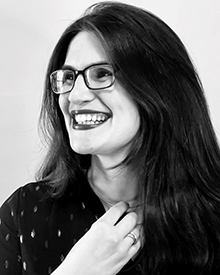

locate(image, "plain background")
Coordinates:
0 0 219 205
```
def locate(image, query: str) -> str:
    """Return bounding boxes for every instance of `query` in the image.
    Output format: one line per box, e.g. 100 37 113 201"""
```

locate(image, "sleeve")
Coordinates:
0 188 23 275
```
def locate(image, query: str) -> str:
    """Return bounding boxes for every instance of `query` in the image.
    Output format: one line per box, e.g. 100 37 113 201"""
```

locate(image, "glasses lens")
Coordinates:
50 70 75 94
86 65 114 89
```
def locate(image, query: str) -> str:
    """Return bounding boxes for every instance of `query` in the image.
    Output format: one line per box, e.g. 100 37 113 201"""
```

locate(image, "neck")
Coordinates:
88 155 139 210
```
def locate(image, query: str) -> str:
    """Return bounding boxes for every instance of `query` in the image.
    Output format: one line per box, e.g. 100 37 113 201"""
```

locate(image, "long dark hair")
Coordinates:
37 2 220 274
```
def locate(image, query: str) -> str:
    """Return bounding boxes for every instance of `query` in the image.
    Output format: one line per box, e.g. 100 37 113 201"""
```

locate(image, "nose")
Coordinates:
67 74 95 104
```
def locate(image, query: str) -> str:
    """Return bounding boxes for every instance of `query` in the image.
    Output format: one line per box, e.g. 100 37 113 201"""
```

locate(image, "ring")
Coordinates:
126 231 138 245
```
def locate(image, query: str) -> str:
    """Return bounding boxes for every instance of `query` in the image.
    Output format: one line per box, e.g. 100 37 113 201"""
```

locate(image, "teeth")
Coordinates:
74 113 109 125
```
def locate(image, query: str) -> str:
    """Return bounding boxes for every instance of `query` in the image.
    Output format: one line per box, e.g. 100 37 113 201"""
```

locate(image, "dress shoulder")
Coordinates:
0 181 104 274
1 182 45 222
1 182 50 219
0 182 50 274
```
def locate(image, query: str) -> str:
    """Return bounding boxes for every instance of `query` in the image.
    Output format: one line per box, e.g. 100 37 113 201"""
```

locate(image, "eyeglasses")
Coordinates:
50 63 116 94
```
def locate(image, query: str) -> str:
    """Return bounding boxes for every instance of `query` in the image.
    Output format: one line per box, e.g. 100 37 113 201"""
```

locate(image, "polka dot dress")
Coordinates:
0 181 143 275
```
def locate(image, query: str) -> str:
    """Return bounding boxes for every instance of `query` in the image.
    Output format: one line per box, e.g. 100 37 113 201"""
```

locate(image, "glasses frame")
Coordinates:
50 62 116 94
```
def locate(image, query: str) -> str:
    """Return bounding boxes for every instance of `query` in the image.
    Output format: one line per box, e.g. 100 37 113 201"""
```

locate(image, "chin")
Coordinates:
71 146 92 155
73 150 92 155
70 141 93 155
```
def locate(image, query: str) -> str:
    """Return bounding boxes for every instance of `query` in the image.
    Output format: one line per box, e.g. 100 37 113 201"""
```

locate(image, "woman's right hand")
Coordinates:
52 202 141 275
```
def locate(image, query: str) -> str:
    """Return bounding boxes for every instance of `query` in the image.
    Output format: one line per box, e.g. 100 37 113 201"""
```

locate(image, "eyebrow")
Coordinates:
61 61 109 71
61 64 76 70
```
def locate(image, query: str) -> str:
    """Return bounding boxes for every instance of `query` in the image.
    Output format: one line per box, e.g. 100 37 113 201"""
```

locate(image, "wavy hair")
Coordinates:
37 2 220 273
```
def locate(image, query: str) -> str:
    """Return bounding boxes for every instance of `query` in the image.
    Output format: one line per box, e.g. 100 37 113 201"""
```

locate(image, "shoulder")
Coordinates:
0 180 86 239
1 182 49 209
0 182 50 224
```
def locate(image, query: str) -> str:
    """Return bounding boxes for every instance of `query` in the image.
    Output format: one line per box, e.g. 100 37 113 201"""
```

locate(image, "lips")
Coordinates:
70 110 111 130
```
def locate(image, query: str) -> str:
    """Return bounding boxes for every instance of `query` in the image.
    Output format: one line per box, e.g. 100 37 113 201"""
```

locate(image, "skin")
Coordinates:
52 202 141 275
59 31 140 163
54 31 141 275
59 31 140 208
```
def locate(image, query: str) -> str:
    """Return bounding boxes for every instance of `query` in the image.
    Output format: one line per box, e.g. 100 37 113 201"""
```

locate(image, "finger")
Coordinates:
123 228 140 247
115 237 141 272
115 212 138 238
99 201 129 225
127 238 141 258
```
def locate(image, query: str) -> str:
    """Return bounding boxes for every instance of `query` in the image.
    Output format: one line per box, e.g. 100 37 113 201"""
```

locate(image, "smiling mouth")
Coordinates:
71 110 111 130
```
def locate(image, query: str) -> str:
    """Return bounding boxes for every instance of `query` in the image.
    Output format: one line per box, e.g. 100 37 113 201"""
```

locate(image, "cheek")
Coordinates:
112 104 140 144
134 109 140 129
128 112 140 137
126 105 140 141
58 94 69 115
118 101 140 132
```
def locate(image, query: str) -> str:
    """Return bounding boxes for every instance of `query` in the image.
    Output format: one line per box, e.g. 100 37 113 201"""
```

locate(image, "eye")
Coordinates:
63 70 75 84
90 66 114 82
96 68 112 78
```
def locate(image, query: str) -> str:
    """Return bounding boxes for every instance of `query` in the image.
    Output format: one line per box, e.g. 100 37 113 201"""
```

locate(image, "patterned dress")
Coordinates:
0 180 143 275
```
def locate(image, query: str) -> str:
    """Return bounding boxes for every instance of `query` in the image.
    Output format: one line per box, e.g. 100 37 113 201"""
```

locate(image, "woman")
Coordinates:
1 1 220 275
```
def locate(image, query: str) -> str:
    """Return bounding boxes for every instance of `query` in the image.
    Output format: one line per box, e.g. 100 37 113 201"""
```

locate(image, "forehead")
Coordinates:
64 31 108 69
